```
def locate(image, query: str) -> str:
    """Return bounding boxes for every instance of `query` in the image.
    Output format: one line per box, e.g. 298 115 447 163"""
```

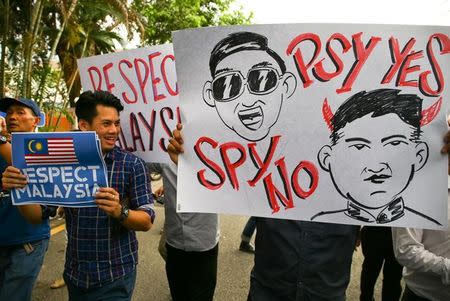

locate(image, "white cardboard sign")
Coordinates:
173 24 450 229
77 44 179 163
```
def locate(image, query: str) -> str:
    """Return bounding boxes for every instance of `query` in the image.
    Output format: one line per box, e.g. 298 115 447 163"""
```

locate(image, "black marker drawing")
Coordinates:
313 89 442 225
203 32 297 141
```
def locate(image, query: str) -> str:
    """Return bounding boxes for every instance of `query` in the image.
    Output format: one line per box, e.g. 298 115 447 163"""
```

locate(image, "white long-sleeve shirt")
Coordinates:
392 197 450 301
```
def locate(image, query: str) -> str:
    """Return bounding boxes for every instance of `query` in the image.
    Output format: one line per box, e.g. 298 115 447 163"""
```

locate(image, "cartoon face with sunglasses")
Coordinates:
203 32 297 141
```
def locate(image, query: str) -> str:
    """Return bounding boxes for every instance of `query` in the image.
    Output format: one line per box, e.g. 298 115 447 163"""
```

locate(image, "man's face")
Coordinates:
6 104 39 132
323 113 426 209
206 50 288 141
80 105 120 154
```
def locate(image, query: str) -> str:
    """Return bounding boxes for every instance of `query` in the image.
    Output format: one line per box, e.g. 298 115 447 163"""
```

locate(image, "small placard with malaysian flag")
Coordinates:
11 131 108 207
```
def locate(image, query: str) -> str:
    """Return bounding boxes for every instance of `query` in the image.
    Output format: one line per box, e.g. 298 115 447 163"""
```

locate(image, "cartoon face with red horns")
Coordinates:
313 89 442 225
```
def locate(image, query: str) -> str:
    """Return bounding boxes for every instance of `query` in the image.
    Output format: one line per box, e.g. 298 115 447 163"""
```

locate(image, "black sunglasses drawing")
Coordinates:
203 32 297 142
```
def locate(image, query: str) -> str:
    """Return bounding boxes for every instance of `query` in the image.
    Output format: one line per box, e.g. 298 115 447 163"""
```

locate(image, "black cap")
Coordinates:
0 97 41 116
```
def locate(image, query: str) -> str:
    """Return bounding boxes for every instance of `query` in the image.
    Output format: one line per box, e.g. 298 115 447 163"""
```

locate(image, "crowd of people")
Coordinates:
0 89 449 301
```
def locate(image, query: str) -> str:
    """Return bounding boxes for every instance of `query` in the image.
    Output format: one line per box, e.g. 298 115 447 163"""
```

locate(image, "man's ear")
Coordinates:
281 72 297 100
203 81 215 107
33 116 40 128
78 119 90 131
414 141 429 172
318 145 332 172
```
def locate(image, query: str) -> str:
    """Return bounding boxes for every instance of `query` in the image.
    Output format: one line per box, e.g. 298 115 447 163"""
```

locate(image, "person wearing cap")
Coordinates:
0 97 55 301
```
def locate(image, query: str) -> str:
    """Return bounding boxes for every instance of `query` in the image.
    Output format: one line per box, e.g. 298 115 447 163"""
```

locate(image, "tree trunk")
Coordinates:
36 0 78 104
21 0 44 98
0 0 10 98
54 33 88 129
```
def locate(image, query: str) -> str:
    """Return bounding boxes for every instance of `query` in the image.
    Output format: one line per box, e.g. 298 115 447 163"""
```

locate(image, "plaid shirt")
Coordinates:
63 146 155 289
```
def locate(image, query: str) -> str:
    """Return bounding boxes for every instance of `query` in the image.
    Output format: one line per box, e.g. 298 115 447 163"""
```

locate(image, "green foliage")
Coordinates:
138 0 253 45
0 0 252 131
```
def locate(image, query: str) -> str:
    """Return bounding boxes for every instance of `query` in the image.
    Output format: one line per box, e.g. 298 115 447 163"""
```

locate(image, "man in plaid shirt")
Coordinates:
3 90 155 300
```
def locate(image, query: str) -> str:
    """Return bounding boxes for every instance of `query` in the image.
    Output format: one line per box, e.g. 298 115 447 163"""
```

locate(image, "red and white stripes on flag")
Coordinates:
25 138 79 165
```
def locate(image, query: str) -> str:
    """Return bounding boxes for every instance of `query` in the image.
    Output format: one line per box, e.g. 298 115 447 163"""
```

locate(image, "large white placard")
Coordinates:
173 24 450 229
77 44 179 163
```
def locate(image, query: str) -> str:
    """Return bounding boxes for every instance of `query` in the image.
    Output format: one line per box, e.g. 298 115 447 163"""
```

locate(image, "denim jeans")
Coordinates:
64 269 137 301
0 238 49 301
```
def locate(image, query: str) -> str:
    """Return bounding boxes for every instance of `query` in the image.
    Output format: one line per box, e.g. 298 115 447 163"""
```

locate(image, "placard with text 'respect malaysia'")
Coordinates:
11 131 108 207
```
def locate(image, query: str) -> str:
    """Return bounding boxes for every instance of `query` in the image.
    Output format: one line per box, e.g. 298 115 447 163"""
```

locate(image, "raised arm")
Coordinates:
441 127 450 175
0 119 12 164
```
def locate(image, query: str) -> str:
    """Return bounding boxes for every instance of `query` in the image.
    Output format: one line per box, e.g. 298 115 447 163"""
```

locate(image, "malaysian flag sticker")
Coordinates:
24 137 79 165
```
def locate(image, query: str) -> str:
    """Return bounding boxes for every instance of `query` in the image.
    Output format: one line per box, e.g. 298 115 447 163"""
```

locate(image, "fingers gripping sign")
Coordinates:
441 127 450 175
2 166 28 190
0 118 11 141
167 123 184 164
95 187 122 219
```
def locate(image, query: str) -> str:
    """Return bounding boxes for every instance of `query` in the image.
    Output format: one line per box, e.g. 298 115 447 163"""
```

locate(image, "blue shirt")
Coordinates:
249 218 358 301
0 158 50 246
63 146 155 289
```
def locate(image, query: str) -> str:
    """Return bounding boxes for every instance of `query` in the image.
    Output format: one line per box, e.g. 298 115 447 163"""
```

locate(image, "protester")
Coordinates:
0 97 55 301
359 226 403 301
153 185 168 261
392 199 450 301
239 216 256 254
189 32 357 299
2 90 155 301
390 128 450 301
168 123 359 300
147 162 219 301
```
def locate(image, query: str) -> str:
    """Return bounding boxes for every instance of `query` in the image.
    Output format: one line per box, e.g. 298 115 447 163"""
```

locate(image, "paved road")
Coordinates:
31 206 385 300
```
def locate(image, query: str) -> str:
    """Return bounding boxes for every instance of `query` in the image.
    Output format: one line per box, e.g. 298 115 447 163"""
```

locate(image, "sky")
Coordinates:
122 0 450 48
232 0 450 25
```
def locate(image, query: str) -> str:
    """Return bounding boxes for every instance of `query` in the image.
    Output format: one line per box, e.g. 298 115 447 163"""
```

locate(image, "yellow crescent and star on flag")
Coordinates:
27 139 43 153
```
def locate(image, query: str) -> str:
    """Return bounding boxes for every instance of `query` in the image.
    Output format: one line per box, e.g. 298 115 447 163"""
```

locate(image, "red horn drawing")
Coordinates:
420 96 442 126
322 98 334 132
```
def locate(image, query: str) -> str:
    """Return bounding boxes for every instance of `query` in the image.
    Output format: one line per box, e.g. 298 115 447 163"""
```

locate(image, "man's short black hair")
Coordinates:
75 90 124 124
331 89 423 145
209 31 287 77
